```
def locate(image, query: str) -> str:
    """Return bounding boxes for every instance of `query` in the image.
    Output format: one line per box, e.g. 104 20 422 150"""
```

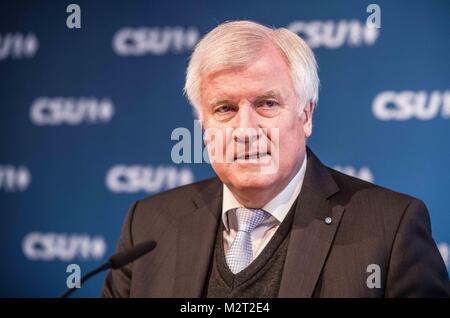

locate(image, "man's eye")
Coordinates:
259 100 279 108
216 105 233 113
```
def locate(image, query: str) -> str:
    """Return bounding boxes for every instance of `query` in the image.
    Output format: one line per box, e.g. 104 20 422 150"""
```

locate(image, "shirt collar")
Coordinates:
222 154 307 230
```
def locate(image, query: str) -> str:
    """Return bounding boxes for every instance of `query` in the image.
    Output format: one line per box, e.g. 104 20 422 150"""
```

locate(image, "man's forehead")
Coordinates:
203 48 290 84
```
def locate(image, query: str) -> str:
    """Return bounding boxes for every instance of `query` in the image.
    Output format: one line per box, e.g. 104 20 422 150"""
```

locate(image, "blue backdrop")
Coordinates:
1 0 449 297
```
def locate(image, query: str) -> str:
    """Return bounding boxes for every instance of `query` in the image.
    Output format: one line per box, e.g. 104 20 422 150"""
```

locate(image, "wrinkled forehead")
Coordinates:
198 39 286 78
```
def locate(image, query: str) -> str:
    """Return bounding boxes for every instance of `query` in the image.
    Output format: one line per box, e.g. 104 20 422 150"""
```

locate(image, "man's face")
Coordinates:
199 45 313 198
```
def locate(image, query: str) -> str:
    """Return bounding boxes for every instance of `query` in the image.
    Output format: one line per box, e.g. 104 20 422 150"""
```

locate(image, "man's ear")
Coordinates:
302 101 315 138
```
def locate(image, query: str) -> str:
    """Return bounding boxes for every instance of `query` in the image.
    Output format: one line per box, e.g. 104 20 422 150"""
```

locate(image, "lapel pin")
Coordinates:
325 217 332 225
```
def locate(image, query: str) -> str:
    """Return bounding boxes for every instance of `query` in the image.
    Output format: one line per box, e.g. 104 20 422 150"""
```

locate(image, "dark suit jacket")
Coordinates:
102 147 449 297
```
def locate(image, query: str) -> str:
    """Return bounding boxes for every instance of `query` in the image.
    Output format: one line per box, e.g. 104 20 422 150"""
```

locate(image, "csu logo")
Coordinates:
22 232 106 262
106 165 194 193
0 165 31 192
113 26 199 56
373 90 450 121
30 97 114 126
0 33 38 61
288 20 379 49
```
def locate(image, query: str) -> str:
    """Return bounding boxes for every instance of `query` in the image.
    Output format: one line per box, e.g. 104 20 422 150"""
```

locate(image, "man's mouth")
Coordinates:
234 152 271 161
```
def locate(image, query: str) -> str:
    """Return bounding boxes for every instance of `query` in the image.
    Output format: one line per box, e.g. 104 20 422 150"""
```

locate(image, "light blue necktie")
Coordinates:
225 208 268 274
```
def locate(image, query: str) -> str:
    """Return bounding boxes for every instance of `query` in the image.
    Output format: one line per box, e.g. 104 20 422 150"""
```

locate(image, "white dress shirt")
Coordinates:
222 154 307 260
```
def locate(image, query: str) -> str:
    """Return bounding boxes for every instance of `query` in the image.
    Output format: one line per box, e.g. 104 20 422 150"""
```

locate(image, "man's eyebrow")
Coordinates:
208 97 234 108
253 90 283 101
207 90 284 107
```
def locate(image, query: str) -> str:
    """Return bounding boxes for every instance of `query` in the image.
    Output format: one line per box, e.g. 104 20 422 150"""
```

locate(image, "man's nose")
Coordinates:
233 103 261 144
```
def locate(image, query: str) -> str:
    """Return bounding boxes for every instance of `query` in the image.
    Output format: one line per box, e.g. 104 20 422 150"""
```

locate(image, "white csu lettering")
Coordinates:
113 27 199 55
288 20 379 49
106 165 193 193
373 90 450 120
0 33 38 60
0 165 31 191
22 232 106 261
30 97 114 125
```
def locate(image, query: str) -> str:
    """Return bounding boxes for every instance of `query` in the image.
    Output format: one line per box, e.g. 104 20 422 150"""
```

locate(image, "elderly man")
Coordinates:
102 21 449 297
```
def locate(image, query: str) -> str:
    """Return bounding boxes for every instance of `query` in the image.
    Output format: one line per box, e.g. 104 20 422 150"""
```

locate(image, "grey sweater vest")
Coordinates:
204 205 295 298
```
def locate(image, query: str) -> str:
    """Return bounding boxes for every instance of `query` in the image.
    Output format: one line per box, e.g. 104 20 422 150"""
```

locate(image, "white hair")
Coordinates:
184 20 319 119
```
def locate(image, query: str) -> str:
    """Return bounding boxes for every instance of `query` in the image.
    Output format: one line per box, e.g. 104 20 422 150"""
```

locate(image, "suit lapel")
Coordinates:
173 179 222 297
278 147 345 297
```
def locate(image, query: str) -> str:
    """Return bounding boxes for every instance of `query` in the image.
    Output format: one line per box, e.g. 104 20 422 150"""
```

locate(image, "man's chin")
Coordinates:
229 173 276 191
